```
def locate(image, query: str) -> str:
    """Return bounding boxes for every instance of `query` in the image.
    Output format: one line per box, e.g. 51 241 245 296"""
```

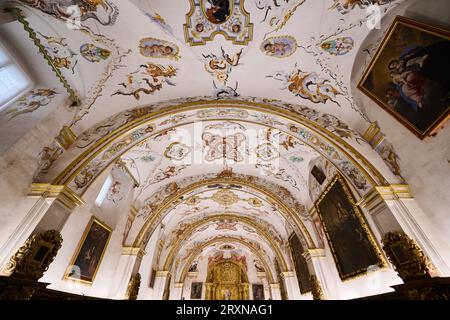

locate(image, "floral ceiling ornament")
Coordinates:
164 142 192 161
203 47 243 85
203 132 246 162
18 0 119 30
260 35 298 58
5 88 58 120
139 37 181 61
329 0 395 15
112 62 177 100
184 0 253 46
255 143 280 161
255 0 306 36
211 189 240 207
37 32 78 74
268 64 342 106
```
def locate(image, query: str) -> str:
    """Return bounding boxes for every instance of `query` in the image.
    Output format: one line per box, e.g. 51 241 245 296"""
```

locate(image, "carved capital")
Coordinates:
28 183 85 210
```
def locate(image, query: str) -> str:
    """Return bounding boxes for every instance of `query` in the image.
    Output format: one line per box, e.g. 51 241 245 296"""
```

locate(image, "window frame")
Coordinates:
0 40 33 111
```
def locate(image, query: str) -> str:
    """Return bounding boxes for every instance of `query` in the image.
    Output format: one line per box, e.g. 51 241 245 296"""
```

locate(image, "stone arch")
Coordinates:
162 214 290 272
176 237 277 284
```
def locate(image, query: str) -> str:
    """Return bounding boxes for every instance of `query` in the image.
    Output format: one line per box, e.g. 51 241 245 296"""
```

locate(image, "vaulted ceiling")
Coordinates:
0 0 409 277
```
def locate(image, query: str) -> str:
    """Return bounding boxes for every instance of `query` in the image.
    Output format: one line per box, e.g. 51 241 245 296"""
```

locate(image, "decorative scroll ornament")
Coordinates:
125 273 141 300
184 0 253 46
5 230 63 280
310 274 324 300
382 231 434 282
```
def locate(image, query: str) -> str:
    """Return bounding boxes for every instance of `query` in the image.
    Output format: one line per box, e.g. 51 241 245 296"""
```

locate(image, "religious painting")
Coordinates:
65 217 112 284
139 38 180 61
289 233 312 294
260 36 298 58
202 0 232 24
315 175 385 280
252 284 265 300
358 16 450 139
191 282 203 299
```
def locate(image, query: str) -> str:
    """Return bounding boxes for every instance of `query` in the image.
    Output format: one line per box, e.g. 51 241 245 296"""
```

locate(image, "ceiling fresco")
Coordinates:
0 0 415 282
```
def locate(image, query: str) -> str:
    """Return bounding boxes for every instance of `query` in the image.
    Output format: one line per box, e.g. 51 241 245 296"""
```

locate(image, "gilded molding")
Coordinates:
358 185 413 209
281 271 296 278
156 270 170 277
269 283 280 289
56 126 77 150
303 249 326 260
28 183 85 210
122 246 146 259
256 272 266 277
52 100 387 193
174 283 184 288
129 205 139 218
362 122 381 144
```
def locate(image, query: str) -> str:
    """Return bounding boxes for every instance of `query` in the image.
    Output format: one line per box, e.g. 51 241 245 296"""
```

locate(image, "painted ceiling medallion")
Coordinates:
260 36 298 58
211 189 239 207
184 0 253 46
256 143 280 162
247 197 263 208
320 37 354 56
139 37 181 61
164 142 191 160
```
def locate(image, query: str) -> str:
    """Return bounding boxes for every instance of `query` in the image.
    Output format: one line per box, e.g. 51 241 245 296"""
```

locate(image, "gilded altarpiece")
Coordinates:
205 260 249 300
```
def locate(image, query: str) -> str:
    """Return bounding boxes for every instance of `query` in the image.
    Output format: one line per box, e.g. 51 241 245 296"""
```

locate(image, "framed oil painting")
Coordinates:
252 284 265 300
191 282 203 299
289 232 312 294
64 216 112 284
358 16 450 139
315 175 385 280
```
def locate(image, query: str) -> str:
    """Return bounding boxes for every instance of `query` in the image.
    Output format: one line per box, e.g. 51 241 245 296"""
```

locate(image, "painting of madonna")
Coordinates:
359 16 450 139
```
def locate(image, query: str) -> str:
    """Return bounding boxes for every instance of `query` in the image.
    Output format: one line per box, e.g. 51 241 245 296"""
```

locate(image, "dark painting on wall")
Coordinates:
65 217 112 284
289 233 312 294
252 284 265 300
315 175 385 280
311 165 326 185
149 268 157 288
191 282 203 299
358 16 450 139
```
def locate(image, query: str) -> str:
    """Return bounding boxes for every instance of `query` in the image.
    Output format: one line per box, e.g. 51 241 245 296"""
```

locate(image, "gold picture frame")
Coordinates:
288 232 312 294
64 216 112 285
314 174 386 280
358 16 450 139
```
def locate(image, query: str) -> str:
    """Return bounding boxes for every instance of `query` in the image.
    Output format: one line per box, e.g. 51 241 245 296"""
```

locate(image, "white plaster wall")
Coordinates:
40 167 133 298
0 97 74 253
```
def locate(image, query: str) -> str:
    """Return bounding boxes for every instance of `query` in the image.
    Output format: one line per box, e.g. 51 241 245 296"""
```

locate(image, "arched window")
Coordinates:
0 42 32 110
